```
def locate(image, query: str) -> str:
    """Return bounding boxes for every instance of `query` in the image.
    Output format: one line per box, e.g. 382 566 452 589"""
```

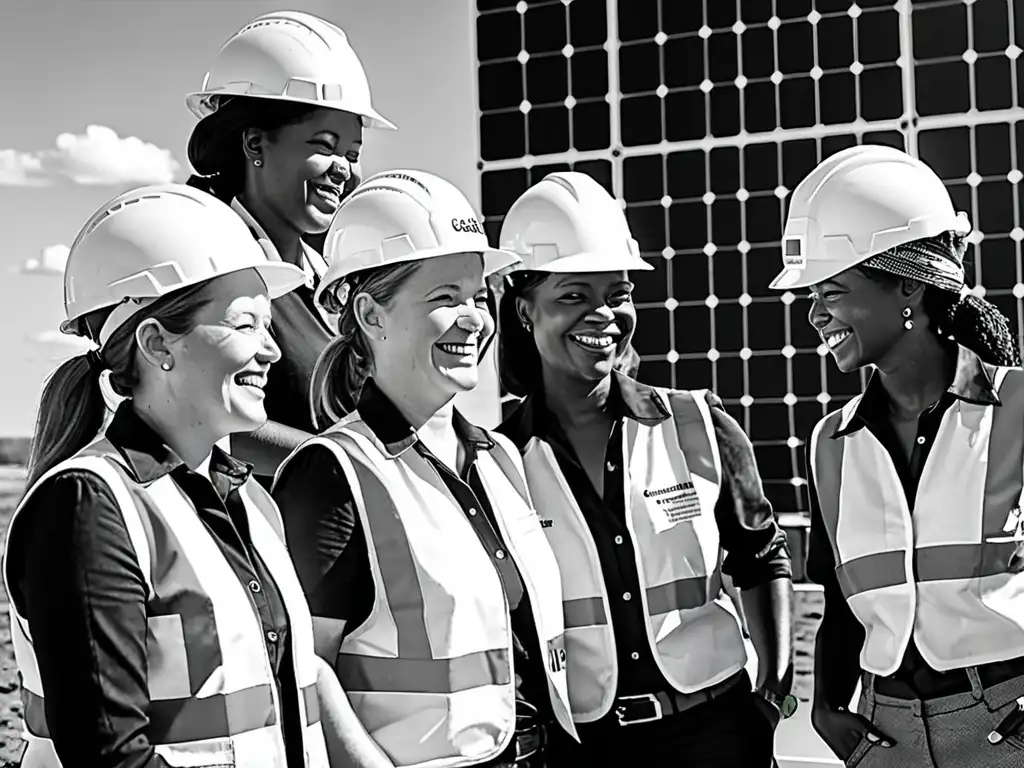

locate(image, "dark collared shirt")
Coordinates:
806 343 1024 701
498 372 792 706
273 379 551 730
7 405 302 768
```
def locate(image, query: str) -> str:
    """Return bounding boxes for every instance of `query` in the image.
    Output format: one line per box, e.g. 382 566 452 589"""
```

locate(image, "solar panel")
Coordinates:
475 0 1024 517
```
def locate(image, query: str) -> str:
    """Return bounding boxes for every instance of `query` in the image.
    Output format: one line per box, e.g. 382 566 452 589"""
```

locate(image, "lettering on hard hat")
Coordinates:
783 237 806 269
452 217 484 235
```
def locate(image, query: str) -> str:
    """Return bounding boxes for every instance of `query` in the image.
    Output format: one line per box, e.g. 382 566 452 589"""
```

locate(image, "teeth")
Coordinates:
235 376 265 389
825 329 852 349
437 343 475 356
571 334 615 349
313 185 340 205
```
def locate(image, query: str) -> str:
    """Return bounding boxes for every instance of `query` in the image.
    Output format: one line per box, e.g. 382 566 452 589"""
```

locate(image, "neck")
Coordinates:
876 332 956 419
373 376 460 470
238 190 304 267
540 365 614 429
130 393 219 471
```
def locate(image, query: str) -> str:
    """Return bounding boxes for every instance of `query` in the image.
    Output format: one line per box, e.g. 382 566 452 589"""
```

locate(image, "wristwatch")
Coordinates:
758 688 799 720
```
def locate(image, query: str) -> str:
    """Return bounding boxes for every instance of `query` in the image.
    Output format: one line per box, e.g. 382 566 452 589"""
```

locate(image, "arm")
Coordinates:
11 472 171 768
705 393 794 697
232 420 313 478
273 446 392 768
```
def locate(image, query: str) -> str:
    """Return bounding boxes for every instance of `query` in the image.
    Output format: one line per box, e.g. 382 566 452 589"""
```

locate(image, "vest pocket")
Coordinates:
155 738 235 767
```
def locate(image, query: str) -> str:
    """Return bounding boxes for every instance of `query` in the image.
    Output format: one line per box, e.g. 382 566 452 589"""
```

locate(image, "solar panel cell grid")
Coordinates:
475 0 1023 514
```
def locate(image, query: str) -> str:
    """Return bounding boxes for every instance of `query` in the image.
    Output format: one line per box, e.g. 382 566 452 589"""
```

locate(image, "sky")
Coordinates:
0 0 489 436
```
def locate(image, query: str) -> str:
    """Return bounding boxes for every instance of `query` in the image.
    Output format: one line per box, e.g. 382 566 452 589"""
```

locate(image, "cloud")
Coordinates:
0 125 180 187
22 244 70 275
34 330 96 351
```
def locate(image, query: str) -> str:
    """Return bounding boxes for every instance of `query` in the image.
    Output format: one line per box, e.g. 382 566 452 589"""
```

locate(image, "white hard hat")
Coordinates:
499 171 653 274
186 11 396 131
62 184 306 346
315 170 521 310
770 145 971 291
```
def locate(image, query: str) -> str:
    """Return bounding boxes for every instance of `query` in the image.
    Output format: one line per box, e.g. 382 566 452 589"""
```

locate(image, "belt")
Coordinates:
873 656 1024 701
612 670 745 726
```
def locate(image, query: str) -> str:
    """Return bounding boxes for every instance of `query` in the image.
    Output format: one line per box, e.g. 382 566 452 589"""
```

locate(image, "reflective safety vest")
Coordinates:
810 366 1024 676
3 439 329 768
519 388 749 723
285 416 577 768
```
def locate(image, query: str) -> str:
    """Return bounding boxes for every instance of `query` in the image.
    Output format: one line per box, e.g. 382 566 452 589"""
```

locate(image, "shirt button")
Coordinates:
468 508 478 516
916 436 926 445
614 535 624 545
631 652 640 661
495 550 506 560
266 630 279 643
623 592 632 601
248 580 261 593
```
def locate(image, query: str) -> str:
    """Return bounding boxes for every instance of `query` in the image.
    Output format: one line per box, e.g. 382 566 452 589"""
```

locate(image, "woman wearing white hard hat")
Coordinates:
771 145 1024 767
1 184 387 767
495 171 796 767
273 169 578 768
186 10 396 486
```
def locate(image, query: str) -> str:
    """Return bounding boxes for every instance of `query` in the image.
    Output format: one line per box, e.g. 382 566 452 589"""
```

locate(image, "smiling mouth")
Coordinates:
824 329 853 350
310 183 341 208
234 373 267 393
569 333 617 352
436 342 477 358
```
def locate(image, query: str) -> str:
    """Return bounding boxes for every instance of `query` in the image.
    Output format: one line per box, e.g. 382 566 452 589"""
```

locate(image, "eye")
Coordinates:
311 139 335 153
609 289 633 305
474 293 489 307
558 292 587 304
430 293 455 304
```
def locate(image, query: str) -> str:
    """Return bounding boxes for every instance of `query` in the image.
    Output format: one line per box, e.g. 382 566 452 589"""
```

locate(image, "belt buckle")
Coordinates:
615 693 663 726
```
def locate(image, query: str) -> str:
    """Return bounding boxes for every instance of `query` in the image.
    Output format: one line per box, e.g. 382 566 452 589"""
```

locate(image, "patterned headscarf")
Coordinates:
861 233 966 294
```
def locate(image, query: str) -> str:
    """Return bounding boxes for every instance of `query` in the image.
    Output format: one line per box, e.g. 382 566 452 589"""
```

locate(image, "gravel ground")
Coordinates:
0 465 826 764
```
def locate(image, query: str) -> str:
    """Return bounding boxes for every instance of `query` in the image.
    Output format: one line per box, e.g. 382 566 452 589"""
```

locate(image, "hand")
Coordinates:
811 705 895 762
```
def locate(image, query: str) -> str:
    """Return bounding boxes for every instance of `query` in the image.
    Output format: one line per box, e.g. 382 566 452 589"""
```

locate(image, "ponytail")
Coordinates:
309 261 422 430
923 289 1022 367
27 355 106 487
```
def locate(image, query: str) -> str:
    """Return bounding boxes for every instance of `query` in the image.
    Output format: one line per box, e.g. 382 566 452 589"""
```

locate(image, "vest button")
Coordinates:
614 535 624 545
266 630 279 643
495 550 506 560
623 592 632 601
631 652 640 660
249 580 261 593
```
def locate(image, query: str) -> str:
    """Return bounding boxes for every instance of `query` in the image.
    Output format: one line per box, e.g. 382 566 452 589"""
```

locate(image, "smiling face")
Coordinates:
518 271 636 386
367 252 492 408
807 267 919 373
157 269 281 436
251 106 363 235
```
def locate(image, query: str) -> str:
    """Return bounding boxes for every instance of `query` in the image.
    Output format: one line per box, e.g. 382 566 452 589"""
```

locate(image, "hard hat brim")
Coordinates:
512 252 655 274
59 261 307 337
769 259 852 291
185 91 398 131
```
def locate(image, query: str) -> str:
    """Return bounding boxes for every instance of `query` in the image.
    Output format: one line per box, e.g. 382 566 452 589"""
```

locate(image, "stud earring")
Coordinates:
253 159 263 168
161 360 172 372
521 319 532 333
902 306 914 331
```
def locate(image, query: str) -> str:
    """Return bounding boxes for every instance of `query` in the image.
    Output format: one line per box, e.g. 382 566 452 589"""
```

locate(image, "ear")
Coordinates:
900 277 927 307
241 127 265 164
135 319 173 370
352 291 386 341
515 295 535 328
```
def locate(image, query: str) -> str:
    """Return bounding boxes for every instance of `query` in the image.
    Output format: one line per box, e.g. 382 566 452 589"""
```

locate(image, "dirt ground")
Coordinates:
0 464 824 764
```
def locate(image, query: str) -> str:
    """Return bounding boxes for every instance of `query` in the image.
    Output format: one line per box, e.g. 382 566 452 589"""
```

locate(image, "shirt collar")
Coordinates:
356 378 495 459
103 404 253 488
229 197 327 286
501 370 671 448
832 343 1002 438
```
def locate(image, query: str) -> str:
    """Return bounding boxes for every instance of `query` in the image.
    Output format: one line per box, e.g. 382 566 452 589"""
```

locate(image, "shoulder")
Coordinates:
274 439 353 493
495 395 535 452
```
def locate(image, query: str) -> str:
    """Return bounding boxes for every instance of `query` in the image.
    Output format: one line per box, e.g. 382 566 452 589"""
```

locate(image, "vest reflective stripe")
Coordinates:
811 367 1024 675
3 442 329 768
286 417 575 768
520 388 749 722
